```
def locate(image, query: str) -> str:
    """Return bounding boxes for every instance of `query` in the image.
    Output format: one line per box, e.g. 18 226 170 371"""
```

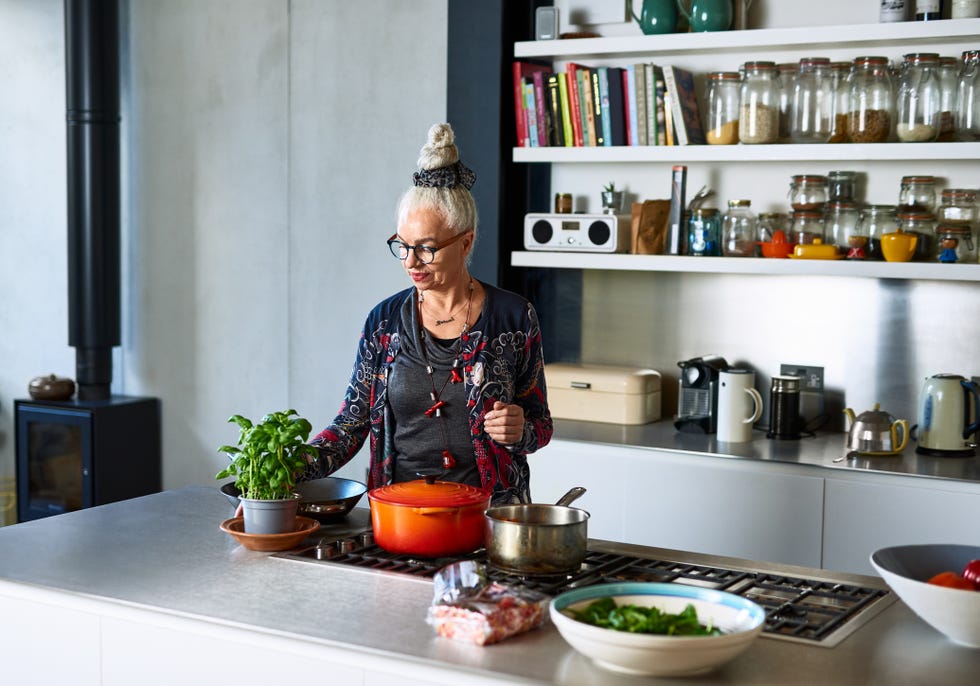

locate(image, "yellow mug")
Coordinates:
880 230 918 262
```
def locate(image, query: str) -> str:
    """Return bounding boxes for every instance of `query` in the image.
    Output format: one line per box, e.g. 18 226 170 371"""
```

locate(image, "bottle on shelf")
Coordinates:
880 0 909 21
950 0 980 17
687 208 722 256
896 53 942 142
848 56 895 143
914 0 944 20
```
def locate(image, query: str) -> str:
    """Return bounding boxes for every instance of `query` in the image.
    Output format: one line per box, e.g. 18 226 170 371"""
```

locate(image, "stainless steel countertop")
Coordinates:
0 486 979 685
552 419 980 485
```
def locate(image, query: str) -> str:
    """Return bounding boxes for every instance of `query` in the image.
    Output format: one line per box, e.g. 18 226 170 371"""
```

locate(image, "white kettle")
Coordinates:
914 374 980 457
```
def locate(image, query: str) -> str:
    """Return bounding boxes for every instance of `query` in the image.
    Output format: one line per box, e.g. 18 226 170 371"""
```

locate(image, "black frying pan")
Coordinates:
219 477 367 522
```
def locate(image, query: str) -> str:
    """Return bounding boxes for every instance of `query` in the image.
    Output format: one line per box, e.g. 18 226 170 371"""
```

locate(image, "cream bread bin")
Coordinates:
546 363 662 425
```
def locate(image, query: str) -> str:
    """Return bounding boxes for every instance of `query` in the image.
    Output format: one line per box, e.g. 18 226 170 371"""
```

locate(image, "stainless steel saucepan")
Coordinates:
484 487 589 575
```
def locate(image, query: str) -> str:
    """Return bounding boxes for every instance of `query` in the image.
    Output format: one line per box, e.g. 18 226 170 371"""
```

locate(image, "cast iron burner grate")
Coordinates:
277 531 890 647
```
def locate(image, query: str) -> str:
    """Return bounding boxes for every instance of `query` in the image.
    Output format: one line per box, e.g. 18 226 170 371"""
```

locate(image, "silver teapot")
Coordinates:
843 403 909 456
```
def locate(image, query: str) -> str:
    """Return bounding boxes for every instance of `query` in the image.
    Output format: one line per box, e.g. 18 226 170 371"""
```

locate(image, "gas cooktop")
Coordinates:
276 524 894 648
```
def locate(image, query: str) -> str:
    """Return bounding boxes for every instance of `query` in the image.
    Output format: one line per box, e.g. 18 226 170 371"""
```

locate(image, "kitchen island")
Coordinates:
0 486 978 685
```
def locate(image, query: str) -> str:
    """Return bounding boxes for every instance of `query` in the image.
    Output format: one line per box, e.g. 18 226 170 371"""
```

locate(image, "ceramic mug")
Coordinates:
717 369 763 442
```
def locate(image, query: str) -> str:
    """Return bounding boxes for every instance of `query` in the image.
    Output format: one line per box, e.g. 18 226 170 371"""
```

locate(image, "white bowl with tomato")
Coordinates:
871 544 980 648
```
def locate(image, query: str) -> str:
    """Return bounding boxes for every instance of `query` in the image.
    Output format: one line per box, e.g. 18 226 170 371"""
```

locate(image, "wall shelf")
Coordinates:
511 251 980 282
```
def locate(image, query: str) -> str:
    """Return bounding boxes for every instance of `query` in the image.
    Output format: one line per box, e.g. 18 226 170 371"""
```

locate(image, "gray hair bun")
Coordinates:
417 123 460 170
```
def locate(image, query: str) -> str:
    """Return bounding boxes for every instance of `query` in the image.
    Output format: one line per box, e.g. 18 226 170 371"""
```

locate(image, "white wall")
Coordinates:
0 0 448 512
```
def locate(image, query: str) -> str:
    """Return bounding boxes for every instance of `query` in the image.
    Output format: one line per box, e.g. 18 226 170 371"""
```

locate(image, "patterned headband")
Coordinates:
413 161 476 190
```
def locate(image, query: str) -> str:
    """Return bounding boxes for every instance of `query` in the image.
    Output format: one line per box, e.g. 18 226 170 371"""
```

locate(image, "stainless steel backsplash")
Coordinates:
568 270 979 431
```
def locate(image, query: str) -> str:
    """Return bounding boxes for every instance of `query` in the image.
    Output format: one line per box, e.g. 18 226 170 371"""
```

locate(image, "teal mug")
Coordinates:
676 0 733 32
630 0 678 35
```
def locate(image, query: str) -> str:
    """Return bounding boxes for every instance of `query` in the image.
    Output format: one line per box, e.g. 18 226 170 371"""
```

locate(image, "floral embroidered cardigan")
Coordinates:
305 282 553 504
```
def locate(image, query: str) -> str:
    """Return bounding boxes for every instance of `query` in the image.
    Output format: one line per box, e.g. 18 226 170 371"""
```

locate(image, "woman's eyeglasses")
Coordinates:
386 230 471 264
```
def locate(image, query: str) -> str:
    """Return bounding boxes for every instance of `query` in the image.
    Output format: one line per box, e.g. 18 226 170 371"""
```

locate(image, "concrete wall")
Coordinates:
0 0 448 516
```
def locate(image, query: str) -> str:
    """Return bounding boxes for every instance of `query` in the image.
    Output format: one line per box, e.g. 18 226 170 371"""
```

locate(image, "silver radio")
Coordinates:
523 213 630 252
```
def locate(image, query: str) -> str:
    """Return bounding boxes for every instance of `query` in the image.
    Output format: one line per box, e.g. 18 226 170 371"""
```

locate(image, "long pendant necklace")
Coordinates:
419 280 474 470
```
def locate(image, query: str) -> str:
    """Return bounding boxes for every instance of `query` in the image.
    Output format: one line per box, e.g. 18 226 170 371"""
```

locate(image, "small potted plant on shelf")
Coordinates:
601 182 625 215
216 409 318 534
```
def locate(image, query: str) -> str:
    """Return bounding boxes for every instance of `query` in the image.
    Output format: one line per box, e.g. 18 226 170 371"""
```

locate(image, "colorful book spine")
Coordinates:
557 72 574 146
663 65 707 146
579 68 595 146
633 63 648 146
591 69 605 146
655 68 667 146
625 65 639 146
524 81 538 147
546 72 565 146
532 70 548 147
606 66 626 146
645 63 657 146
511 61 551 147
566 63 585 147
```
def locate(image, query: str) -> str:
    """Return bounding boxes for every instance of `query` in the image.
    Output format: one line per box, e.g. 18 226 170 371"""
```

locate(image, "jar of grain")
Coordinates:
899 175 937 213
859 204 899 260
722 200 757 257
791 57 834 143
687 208 722 256
739 61 779 144
937 56 959 142
705 72 742 145
789 174 829 211
897 210 936 261
956 50 980 141
936 223 978 263
848 56 895 143
896 53 942 142
825 201 861 257
776 63 796 143
828 62 852 143
790 210 826 245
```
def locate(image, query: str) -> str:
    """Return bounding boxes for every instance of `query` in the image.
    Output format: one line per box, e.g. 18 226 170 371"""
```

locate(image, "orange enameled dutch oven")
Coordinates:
367 477 491 557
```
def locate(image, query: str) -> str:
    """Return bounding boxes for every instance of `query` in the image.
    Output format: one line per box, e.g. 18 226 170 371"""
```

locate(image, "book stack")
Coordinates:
513 61 705 148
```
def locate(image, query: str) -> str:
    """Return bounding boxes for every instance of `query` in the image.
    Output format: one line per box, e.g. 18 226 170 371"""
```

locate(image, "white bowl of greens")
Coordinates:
550 582 765 677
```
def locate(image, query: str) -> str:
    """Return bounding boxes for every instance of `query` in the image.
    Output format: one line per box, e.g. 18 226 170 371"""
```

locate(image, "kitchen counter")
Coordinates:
1 487 979 685
553 418 980 485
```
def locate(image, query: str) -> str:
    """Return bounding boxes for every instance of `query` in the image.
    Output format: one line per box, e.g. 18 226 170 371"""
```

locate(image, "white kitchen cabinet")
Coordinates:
823 475 980 576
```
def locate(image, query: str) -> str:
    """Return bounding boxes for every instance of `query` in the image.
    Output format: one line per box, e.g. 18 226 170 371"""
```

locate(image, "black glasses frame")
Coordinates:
386 230 471 264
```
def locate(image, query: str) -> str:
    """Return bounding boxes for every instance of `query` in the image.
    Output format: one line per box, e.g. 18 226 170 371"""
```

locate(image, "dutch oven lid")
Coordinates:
368 477 490 507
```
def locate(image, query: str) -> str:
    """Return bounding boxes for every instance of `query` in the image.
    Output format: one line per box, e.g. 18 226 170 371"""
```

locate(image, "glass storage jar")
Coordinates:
938 188 978 225
705 71 742 145
899 175 937 213
827 170 858 203
722 199 757 256
776 62 796 143
790 210 826 245
790 57 834 143
756 212 788 243
789 174 829 211
951 0 980 18
937 56 959 142
897 209 936 261
896 53 942 142
936 223 978 263
957 50 980 141
859 204 899 260
848 56 895 143
828 61 852 143
687 208 722 256
739 61 780 144
825 201 861 257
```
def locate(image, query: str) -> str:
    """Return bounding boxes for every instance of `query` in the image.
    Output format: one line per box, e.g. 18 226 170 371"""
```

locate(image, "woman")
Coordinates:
304 123 552 504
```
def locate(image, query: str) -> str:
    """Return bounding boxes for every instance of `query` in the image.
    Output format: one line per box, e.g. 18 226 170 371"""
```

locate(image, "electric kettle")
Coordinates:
913 374 980 457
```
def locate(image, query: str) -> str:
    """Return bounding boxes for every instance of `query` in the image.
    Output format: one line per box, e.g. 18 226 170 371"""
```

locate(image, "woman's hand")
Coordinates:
484 401 524 446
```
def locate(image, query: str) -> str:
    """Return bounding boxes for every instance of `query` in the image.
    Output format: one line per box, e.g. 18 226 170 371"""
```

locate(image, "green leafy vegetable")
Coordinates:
569 597 722 636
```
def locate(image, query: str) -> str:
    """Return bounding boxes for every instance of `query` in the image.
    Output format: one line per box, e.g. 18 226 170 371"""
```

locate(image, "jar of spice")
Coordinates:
722 199 757 257
827 170 858 203
687 208 722 256
828 61 852 143
825 201 861 257
897 209 936 261
859 204 899 260
790 210 826 245
937 56 959 142
956 50 980 141
896 53 942 142
899 175 937 213
938 188 978 225
789 174 829 211
791 57 834 143
705 72 742 145
757 212 788 244
935 223 978 263
848 56 895 143
554 193 572 214
739 61 780 144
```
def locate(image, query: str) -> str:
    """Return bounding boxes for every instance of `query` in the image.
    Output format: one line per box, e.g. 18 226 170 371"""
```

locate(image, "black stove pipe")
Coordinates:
65 0 120 401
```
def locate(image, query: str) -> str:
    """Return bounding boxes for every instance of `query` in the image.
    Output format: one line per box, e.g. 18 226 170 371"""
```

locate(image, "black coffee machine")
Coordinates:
675 355 730 434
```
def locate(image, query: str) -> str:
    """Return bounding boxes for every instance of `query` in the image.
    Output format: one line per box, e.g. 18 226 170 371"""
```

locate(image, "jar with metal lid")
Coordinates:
848 56 895 143
896 53 942 142
790 210 826 245
956 50 980 141
828 61 852 143
825 201 861 257
687 208 722 256
936 223 978 263
899 175 937 213
937 56 959 142
789 174 829 211
938 188 978 225
722 199 757 257
897 210 936 261
790 57 834 143
739 61 780 144
776 63 796 142
756 212 788 243
827 171 857 203
705 72 742 145
859 204 899 260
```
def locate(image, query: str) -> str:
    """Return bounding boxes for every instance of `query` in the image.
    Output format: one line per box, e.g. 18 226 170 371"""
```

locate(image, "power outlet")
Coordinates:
781 364 824 392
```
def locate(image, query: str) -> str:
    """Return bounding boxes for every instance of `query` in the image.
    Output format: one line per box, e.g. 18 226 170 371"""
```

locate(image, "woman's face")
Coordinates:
395 206 473 293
